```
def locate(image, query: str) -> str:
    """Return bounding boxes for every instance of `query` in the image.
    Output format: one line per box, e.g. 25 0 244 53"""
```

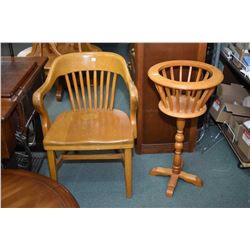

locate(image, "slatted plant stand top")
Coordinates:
148 60 224 197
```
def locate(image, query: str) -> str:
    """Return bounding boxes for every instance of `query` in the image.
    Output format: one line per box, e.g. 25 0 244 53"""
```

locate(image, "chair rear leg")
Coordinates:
124 148 132 198
47 150 57 181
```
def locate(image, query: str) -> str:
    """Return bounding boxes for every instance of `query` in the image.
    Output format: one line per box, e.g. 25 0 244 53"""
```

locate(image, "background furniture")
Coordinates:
1 169 79 208
33 52 138 198
148 60 223 197
220 51 250 87
1 56 48 170
21 43 102 101
129 43 207 154
1 99 17 160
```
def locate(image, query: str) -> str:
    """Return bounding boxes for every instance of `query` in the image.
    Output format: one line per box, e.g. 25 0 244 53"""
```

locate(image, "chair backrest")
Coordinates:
46 52 132 111
148 60 224 114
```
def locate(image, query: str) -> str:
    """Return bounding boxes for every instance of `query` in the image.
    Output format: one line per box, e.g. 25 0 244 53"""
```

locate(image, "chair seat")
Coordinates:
44 109 134 149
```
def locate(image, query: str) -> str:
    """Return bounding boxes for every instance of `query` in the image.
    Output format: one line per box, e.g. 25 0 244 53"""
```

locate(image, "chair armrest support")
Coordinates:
32 81 51 136
127 80 138 138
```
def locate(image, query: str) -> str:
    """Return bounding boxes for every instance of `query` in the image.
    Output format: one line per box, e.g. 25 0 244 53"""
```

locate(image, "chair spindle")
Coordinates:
65 74 76 111
109 73 117 110
72 72 82 110
93 70 98 109
105 71 111 109
79 71 87 109
86 71 92 109
99 70 104 109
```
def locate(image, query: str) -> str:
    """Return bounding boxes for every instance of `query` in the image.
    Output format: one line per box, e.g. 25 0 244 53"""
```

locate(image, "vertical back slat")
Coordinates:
93 70 97 109
79 71 87 109
72 72 81 110
86 70 92 109
104 71 111 109
99 71 104 109
109 73 117 110
65 74 76 111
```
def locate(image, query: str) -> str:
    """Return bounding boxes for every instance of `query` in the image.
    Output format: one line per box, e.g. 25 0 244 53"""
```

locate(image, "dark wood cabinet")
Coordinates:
1 56 48 168
130 43 207 154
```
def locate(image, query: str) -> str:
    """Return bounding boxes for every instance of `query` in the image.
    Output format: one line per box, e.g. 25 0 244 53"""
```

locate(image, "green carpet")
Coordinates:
39 129 250 207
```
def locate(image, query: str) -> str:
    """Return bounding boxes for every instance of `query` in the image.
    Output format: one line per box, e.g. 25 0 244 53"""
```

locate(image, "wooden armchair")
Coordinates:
33 52 138 198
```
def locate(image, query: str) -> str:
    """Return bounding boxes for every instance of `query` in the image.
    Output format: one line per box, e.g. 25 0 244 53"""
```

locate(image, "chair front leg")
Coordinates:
124 148 132 198
47 150 57 181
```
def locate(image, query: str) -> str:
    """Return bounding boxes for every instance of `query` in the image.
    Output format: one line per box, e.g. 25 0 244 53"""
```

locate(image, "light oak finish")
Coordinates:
148 60 223 197
33 52 138 198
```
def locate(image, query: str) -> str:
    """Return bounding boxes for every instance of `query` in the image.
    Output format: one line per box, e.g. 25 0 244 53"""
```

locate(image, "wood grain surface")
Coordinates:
1 169 79 208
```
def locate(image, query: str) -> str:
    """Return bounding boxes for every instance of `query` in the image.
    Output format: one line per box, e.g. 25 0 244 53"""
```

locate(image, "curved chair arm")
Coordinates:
121 61 138 139
32 78 54 136
127 80 138 139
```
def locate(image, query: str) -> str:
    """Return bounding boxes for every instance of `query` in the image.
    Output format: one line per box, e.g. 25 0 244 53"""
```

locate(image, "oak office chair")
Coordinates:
33 52 138 198
148 60 223 197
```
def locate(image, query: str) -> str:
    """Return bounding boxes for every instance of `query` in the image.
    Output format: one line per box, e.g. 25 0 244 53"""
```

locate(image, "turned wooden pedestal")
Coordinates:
149 118 203 197
148 60 223 197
